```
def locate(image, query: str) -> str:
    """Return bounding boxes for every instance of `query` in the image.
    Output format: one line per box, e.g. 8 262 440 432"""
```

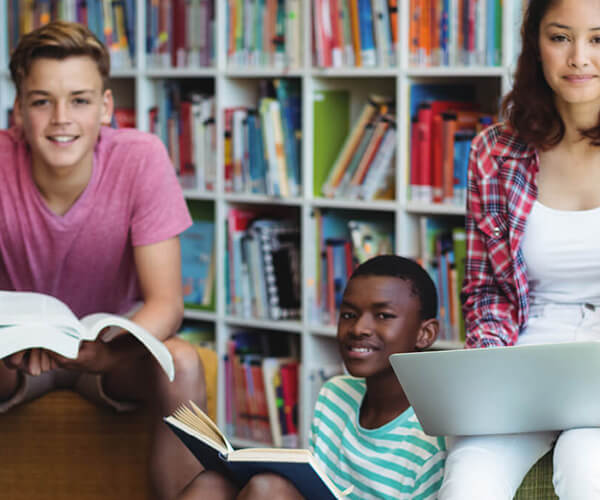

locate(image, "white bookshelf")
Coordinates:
0 1 519 448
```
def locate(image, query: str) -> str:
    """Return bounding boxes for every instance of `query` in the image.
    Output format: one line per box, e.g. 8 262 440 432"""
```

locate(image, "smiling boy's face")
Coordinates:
13 55 113 178
337 275 437 380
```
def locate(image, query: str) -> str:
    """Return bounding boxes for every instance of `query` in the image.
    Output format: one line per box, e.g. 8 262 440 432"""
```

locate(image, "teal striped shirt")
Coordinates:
309 376 446 499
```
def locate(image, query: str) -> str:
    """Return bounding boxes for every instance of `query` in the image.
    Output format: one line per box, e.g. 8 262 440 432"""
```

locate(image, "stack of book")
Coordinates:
409 0 503 67
146 0 214 67
320 94 396 201
224 331 300 448
149 84 216 192
8 0 136 68
312 209 394 325
418 218 466 343
226 209 301 321
181 206 215 310
226 0 302 69
408 83 495 206
313 0 398 68
224 79 301 198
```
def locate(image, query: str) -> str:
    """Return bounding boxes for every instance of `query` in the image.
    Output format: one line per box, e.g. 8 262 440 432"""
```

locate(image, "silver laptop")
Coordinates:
389 341 600 436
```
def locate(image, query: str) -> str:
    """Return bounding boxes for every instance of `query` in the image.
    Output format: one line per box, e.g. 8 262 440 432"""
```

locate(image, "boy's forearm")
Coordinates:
128 297 184 342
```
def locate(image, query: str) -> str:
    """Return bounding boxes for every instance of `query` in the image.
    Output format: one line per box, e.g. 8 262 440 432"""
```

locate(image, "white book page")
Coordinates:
0 291 82 333
79 313 175 381
0 324 79 359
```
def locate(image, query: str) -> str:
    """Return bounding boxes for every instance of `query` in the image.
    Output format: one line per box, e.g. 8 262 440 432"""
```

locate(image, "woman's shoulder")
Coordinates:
471 122 535 176
472 121 529 155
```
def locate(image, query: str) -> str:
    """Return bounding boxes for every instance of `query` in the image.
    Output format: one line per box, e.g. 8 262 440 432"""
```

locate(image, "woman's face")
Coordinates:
538 0 600 112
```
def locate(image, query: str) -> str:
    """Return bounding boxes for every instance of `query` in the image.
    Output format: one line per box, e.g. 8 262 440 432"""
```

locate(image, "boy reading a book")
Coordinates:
0 21 206 500
178 255 446 499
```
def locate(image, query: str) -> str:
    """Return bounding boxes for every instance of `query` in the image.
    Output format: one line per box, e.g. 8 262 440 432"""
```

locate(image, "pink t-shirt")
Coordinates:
0 126 192 318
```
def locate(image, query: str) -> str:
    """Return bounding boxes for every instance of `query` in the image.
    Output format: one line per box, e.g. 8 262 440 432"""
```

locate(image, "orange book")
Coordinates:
348 0 362 67
322 100 380 197
350 117 390 188
389 0 398 45
409 0 420 64
442 112 457 203
419 0 431 65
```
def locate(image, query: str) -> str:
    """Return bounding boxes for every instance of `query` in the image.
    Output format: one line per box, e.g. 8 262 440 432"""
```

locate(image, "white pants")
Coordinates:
439 303 600 500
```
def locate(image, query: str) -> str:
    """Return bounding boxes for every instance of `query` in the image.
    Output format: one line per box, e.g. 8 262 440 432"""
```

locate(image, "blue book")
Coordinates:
165 403 350 499
180 219 215 307
274 79 301 197
358 0 377 66
453 132 475 205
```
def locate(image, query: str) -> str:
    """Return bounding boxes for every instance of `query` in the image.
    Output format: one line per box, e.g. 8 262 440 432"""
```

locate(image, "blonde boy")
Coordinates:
0 21 205 500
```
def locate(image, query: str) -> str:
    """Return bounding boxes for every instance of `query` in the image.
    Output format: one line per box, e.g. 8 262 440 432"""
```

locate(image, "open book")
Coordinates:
0 291 174 381
164 402 352 499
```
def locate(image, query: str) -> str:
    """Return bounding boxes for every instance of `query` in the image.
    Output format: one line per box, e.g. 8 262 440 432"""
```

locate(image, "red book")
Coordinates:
113 108 136 128
179 100 193 178
326 243 335 324
410 116 420 200
417 103 432 202
431 114 444 203
171 0 187 66
279 362 299 441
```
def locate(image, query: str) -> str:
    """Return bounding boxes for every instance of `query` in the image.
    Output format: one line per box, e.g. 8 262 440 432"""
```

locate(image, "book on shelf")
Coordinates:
312 0 397 68
112 108 136 129
0 291 174 381
418 217 466 342
149 85 215 191
164 401 351 499
313 89 351 197
225 332 300 447
224 79 301 198
313 209 394 324
8 0 136 67
147 0 214 67
321 94 394 199
409 0 503 67
226 0 301 68
177 322 215 350
409 83 495 206
181 217 215 309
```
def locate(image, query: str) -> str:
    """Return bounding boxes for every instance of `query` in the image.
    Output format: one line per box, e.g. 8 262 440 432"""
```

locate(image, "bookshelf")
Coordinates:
0 0 522 449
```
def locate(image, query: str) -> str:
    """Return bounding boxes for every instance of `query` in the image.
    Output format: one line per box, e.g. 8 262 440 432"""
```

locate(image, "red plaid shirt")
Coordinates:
463 122 540 348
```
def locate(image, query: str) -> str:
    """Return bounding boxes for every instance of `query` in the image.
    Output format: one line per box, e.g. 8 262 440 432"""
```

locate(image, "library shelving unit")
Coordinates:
0 1 522 448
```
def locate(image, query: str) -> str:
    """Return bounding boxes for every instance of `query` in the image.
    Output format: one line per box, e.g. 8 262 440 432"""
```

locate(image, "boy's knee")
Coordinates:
239 473 302 500
164 338 205 384
179 471 238 500
156 338 206 408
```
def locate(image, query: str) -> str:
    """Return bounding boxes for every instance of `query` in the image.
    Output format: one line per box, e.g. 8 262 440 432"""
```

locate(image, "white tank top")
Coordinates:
521 201 600 306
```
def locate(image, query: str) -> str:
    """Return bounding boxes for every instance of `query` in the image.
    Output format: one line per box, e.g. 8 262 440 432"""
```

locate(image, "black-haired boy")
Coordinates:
179 255 446 499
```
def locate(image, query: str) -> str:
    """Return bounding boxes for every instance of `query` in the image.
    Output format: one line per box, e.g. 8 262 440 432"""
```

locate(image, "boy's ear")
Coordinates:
415 318 439 350
100 88 114 126
12 96 23 128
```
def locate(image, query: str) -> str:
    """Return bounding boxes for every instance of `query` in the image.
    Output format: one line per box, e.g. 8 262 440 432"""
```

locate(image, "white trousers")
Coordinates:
439 303 600 500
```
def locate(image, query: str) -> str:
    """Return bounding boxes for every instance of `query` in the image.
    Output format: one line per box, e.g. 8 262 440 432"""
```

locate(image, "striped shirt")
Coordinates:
309 376 446 500
463 122 539 348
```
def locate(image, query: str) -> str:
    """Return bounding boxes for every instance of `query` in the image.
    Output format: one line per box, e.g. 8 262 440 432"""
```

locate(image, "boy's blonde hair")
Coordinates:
10 21 110 95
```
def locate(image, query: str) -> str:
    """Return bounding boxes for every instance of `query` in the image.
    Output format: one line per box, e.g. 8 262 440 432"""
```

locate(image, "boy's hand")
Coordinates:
50 340 117 374
4 349 58 376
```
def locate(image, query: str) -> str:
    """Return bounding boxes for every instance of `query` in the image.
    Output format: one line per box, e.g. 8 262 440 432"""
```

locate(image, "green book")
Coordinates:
312 89 350 196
